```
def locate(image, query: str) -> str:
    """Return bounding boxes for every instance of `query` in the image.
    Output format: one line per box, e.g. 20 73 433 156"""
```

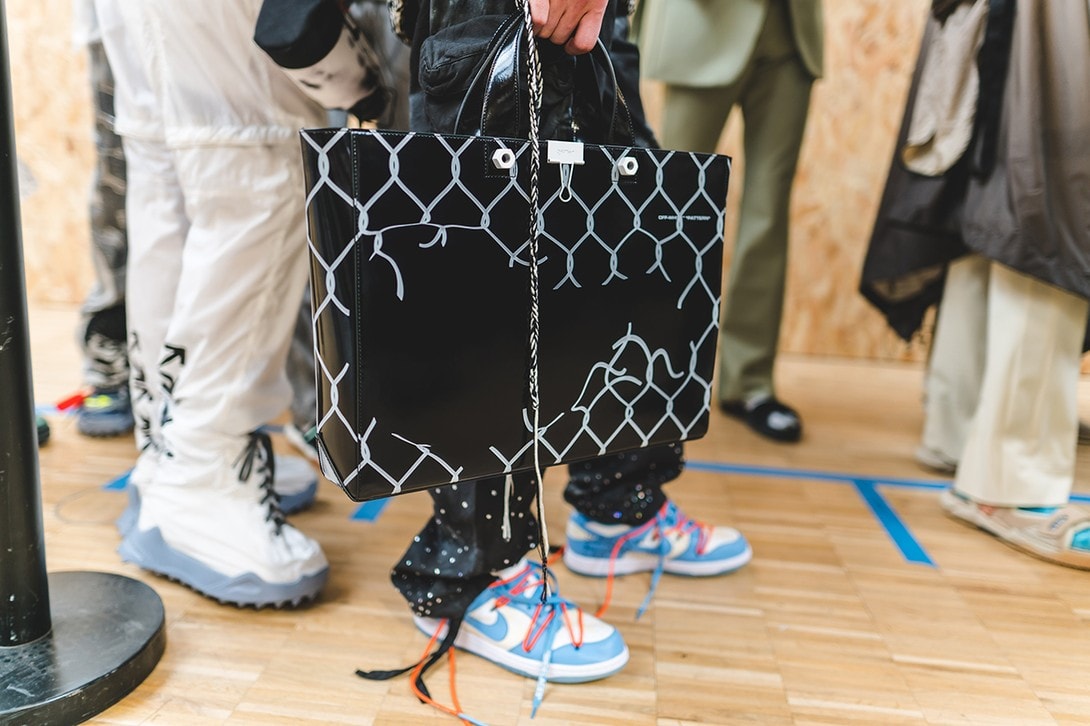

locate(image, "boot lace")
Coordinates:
235 431 284 532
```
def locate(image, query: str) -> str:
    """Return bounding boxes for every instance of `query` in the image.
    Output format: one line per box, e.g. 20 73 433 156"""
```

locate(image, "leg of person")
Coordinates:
717 5 814 443
658 83 738 156
918 254 990 472
120 135 187 495
388 474 629 684
118 141 328 607
96 0 183 470
942 261 1090 568
78 40 135 438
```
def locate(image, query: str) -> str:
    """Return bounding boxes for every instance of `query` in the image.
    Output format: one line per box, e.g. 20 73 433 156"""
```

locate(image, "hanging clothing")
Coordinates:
859 0 1090 342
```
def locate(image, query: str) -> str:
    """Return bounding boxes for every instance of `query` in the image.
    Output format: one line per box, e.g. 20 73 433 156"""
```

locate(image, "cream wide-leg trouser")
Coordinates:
925 254 1089 507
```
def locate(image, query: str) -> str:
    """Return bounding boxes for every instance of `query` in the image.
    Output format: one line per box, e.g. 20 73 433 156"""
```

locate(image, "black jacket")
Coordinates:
393 0 656 147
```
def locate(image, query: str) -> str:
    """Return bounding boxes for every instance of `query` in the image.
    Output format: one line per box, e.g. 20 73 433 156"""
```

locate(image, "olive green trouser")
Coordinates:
658 1 813 403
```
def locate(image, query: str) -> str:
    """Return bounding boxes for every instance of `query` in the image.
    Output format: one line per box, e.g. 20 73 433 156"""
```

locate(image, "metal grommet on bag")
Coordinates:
617 156 638 177
492 148 516 169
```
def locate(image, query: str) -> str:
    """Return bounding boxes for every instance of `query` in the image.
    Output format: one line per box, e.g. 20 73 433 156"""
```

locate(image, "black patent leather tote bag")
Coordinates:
300 12 730 502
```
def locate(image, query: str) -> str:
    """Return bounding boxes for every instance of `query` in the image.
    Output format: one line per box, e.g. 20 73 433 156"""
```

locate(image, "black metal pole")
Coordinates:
0 0 51 647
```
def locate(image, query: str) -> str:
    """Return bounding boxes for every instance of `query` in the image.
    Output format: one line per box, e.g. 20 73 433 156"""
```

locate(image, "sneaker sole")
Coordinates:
562 544 753 578
413 616 629 684
119 526 328 608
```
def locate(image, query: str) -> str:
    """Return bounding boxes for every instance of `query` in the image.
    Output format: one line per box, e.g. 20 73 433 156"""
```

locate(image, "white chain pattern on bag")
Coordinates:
301 6 727 502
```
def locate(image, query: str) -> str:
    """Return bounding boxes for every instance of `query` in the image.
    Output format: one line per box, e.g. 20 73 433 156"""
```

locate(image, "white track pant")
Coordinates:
927 255 1089 507
96 0 325 467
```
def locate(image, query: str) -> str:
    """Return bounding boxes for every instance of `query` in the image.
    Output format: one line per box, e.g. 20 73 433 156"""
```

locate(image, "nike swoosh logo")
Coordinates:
465 608 509 643
637 530 692 559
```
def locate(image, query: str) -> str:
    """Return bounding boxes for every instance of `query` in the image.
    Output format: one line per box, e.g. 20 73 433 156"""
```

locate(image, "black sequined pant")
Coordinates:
392 443 681 619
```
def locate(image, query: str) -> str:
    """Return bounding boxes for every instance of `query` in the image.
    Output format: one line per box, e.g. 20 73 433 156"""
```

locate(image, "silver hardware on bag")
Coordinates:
547 140 585 165
558 163 575 202
492 148 516 169
617 156 639 177
549 141 583 203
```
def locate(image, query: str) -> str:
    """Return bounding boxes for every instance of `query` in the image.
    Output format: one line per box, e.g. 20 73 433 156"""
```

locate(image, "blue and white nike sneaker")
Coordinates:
414 559 629 685
563 500 752 617
564 500 752 577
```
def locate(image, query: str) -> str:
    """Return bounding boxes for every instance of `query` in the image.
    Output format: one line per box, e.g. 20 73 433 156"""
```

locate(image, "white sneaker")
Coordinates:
118 431 328 607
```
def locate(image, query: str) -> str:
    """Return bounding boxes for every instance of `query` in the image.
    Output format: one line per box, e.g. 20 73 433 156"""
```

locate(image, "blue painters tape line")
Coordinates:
34 405 60 417
103 470 132 491
258 424 284 434
852 480 936 567
688 460 950 489
690 460 1090 503
352 498 391 522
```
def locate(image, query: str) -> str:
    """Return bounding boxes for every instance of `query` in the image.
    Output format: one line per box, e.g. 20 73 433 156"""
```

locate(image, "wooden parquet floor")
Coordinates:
22 303 1090 725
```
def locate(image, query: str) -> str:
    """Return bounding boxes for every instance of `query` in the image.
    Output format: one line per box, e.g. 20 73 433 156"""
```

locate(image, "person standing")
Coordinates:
363 1 752 713
637 0 823 443
94 0 330 606
866 0 1090 568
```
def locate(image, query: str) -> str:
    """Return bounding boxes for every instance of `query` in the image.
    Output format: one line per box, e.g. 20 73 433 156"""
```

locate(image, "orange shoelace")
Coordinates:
399 554 586 724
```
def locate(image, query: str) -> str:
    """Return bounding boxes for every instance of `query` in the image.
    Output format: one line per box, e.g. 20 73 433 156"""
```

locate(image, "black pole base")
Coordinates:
0 571 165 725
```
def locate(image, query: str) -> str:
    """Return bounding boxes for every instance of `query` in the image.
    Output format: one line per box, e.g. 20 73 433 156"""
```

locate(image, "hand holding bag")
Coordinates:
301 11 731 503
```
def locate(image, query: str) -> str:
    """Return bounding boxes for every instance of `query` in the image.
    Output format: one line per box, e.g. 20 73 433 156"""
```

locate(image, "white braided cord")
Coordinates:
518 0 551 584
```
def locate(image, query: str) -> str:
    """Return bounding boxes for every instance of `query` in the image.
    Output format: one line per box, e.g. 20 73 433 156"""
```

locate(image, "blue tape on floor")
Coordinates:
103 470 131 491
689 460 945 566
852 480 935 566
687 460 951 489
689 459 1090 501
352 498 391 522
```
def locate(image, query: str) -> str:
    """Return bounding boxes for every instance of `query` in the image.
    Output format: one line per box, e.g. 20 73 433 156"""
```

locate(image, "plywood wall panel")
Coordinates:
785 0 931 361
13 0 934 362
9 0 94 305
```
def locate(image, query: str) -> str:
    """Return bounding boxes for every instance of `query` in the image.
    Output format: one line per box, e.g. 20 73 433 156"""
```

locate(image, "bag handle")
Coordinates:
453 12 634 145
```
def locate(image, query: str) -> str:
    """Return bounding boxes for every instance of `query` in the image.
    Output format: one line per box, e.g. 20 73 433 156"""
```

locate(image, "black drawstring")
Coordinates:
235 431 284 532
356 617 463 702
